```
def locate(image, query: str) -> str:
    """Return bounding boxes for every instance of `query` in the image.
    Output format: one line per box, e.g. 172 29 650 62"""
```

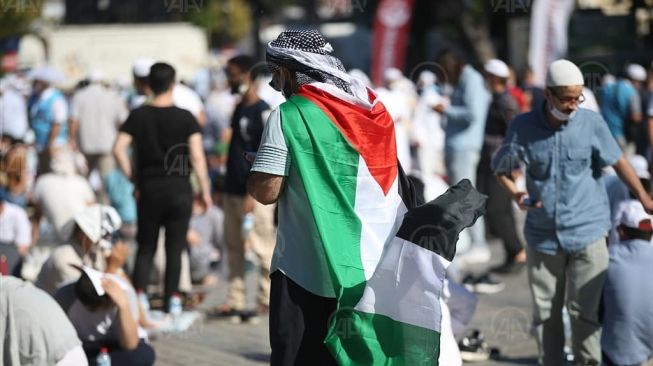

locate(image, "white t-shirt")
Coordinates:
173 83 204 120
0 88 29 140
33 173 95 241
0 201 31 247
71 84 128 154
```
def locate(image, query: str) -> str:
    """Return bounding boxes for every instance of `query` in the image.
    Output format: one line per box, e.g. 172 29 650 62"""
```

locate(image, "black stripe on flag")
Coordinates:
395 179 487 262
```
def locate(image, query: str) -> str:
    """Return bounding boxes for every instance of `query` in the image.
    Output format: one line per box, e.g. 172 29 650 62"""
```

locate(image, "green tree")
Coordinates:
0 0 42 39
187 0 252 47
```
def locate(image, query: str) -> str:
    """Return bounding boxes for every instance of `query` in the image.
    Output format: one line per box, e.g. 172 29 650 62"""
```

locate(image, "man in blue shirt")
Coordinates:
434 50 491 265
492 59 653 366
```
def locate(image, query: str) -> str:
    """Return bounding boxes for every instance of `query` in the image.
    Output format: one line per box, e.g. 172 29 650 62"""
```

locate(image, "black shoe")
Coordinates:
491 260 526 275
458 330 491 362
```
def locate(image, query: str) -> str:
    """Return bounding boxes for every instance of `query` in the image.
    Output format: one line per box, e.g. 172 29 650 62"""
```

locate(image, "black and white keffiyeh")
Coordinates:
266 29 368 101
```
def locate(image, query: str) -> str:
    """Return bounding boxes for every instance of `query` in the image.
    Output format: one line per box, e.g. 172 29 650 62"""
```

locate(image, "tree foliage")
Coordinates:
0 0 42 39
186 0 252 47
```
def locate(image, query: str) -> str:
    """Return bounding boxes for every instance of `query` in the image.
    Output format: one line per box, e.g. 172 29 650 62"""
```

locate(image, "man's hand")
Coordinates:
102 277 129 309
433 104 446 114
513 191 542 211
243 194 256 214
202 191 213 213
187 229 202 247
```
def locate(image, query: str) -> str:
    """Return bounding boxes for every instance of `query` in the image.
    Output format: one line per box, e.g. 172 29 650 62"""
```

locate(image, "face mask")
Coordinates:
549 104 576 121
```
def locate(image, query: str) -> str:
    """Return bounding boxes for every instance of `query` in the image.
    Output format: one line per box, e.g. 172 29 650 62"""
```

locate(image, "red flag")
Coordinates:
370 0 415 86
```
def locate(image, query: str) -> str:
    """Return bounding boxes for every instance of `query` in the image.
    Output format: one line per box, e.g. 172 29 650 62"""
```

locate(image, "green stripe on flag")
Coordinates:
280 95 365 306
280 94 441 365
327 309 441 366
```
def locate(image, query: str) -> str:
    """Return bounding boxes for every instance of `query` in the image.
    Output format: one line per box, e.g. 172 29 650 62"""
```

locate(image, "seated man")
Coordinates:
0 275 88 366
35 204 121 294
54 266 155 366
602 199 653 366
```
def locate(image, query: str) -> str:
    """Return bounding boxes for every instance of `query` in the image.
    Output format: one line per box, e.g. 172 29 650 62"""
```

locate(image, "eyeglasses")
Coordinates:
551 91 585 105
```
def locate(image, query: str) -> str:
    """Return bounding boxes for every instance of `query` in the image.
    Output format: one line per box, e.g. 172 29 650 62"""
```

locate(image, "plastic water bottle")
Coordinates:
137 290 150 313
169 293 183 331
96 347 111 366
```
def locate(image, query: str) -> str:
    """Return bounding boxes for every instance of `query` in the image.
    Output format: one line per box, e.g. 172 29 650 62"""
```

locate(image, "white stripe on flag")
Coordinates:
354 156 403 280
355 236 449 332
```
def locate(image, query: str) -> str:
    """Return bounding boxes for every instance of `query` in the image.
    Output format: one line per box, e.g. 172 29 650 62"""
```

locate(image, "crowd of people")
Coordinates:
1 27 653 365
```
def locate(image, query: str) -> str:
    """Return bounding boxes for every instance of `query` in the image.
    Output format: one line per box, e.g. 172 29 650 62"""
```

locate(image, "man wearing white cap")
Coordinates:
477 59 525 274
35 204 122 295
599 63 646 150
602 199 653 366
69 72 128 179
492 59 653 365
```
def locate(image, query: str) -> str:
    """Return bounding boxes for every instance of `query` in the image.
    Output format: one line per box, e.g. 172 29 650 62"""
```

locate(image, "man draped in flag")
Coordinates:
247 29 486 365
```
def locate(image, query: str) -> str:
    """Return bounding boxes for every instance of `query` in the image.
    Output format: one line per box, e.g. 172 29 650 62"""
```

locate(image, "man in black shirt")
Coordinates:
213 55 273 321
113 62 211 311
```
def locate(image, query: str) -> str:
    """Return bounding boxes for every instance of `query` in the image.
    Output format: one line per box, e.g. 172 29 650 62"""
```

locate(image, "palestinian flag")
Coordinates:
279 83 486 365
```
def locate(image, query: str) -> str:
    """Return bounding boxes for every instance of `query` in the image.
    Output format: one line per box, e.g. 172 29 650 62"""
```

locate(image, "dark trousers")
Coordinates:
269 271 337 366
477 165 523 259
84 339 155 366
132 178 192 310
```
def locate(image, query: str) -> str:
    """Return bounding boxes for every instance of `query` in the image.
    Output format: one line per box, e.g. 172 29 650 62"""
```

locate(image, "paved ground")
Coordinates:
151 239 539 365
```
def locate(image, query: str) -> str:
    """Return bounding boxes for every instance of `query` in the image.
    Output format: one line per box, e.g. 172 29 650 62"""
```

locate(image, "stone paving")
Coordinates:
151 239 539 365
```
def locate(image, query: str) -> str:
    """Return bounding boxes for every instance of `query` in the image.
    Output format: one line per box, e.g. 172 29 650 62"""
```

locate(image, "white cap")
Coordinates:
484 59 510 78
545 59 584 87
73 204 122 249
629 154 650 179
617 200 652 231
132 58 155 78
418 70 437 86
87 71 105 83
626 64 647 82
384 67 403 83
29 66 64 84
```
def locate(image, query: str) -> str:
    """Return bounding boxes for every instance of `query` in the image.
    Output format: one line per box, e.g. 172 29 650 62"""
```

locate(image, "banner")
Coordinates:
370 0 415 86
528 0 576 87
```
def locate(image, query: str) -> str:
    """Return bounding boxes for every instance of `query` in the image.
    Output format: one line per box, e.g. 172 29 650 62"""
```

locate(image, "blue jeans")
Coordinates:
445 149 487 254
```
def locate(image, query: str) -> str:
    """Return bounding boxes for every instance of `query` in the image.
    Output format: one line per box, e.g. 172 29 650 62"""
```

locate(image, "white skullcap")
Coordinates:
626 64 647 82
384 67 403 83
616 200 652 231
132 58 155 78
418 70 437 86
484 59 510 78
545 59 584 87
87 71 105 83
629 154 650 179
29 66 64 84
